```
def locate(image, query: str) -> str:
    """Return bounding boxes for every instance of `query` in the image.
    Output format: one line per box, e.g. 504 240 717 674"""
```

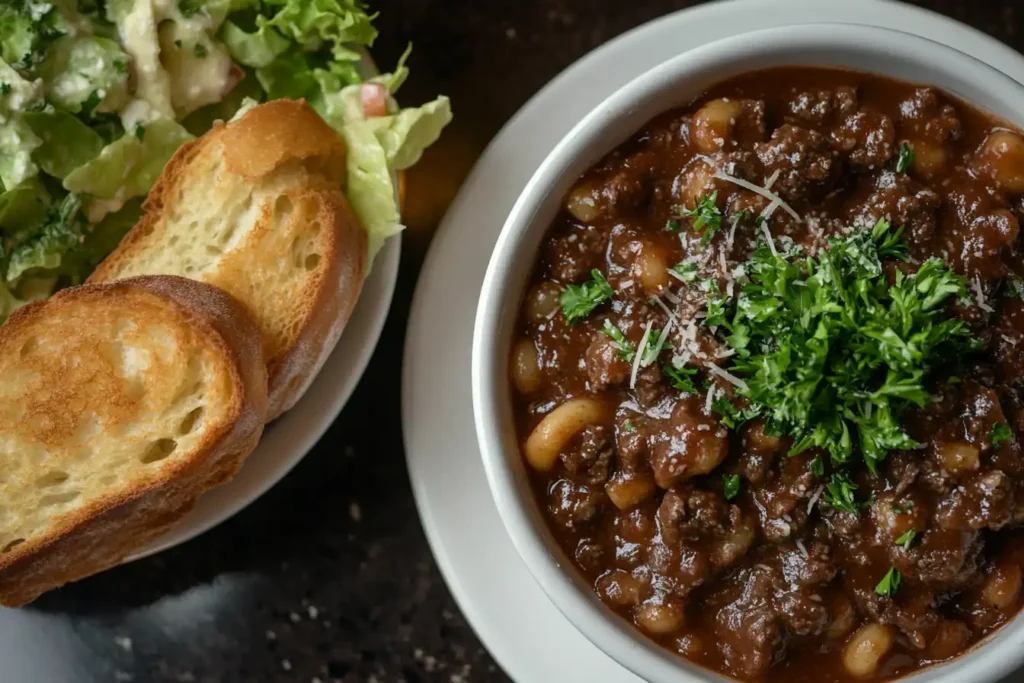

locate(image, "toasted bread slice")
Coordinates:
0 276 267 606
89 100 367 420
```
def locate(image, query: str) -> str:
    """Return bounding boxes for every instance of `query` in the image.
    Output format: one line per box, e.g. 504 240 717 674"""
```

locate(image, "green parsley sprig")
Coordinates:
823 472 863 514
671 261 699 282
876 567 901 596
663 363 699 394
895 529 917 550
601 320 635 362
721 218 978 472
711 395 760 430
723 475 741 501
680 191 723 247
559 269 613 324
992 423 1013 448
896 142 915 173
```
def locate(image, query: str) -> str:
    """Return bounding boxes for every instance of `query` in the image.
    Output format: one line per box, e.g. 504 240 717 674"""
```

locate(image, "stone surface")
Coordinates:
14 2 1024 682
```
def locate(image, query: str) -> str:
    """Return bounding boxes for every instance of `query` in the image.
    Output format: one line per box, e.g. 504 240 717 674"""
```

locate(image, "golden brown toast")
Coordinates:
89 100 367 420
0 276 267 606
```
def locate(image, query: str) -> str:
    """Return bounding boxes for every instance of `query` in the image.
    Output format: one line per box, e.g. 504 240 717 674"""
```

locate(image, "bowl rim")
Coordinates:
472 21 1024 683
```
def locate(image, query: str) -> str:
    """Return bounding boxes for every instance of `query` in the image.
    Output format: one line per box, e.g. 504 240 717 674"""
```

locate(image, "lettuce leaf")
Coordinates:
63 118 193 199
0 1 71 71
359 96 451 170
58 197 143 283
6 193 86 280
255 47 319 100
22 110 106 179
0 8 34 67
0 275 57 324
340 121 400 265
38 35 131 114
220 18 290 68
314 63 452 264
339 96 452 262
263 0 377 61
0 117 41 191
0 178 50 234
0 57 43 115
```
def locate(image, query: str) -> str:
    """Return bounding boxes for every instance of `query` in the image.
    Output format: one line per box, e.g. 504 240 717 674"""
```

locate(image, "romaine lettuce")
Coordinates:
63 118 193 199
221 18 290 68
6 193 86 280
263 0 378 61
0 117 41 191
0 0 450 322
0 8 34 68
22 110 106 179
38 35 131 114
0 178 49 234
0 57 42 115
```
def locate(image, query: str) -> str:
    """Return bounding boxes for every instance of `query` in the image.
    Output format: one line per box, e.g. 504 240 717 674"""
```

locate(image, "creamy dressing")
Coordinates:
118 0 175 124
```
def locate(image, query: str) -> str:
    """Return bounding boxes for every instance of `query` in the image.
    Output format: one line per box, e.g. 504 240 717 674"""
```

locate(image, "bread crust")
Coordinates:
89 99 366 420
0 276 267 606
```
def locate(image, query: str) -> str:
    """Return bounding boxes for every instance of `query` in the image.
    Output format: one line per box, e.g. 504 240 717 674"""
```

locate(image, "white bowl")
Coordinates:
472 22 1024 683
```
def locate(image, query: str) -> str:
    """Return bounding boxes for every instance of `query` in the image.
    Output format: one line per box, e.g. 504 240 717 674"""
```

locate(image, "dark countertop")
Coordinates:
18 2 1024 682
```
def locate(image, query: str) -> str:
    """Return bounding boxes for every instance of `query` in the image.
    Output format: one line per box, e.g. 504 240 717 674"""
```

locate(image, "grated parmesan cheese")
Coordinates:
764 169 781 190
619 279 634 290
630 321 654 389
667 268 690 284
714 171 802 221
807 485 825 516
705 383 717 415
650 295 673 318
973 275 994 313
707 363 749 391
795 539 809 559
761 220 778 257
663 290 681 305
760 198 781 221
727 215 738 251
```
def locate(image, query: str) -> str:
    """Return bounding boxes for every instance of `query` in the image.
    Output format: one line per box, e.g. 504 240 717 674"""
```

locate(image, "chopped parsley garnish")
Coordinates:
992 423 1013 448
559 269 613 324
811 455 825 478
663 363 699 394
896 142 915 173
895 529 917 550
193 42 208 58
947 376 962 385
665 218 681 233
823 473 862 514
876 567 901 596
641 328 670 365
623 420 636 433
134 124 146 141
712 395 760 429
721 218 978 472
174 39 184 48
671 261 699 282
113 59 128 74
0 83 9 95
704 295 730 328
723 475 741 501
601 319 635 362
681 191 723 246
